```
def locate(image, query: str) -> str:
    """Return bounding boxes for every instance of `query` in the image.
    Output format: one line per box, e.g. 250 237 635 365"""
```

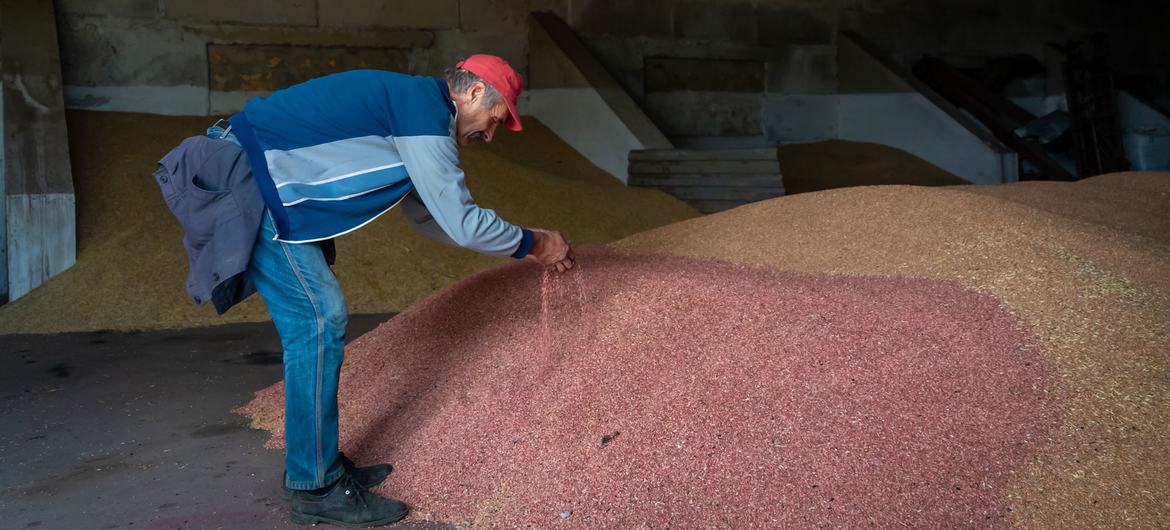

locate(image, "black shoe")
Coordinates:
341 452 392 489
284 453 393 500
289 473 408 528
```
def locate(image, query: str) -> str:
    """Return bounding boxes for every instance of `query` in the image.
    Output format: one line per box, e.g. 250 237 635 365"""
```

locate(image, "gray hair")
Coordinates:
444 66 504 108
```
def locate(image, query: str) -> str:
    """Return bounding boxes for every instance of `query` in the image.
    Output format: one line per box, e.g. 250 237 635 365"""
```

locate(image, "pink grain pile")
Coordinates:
237 249 1058 527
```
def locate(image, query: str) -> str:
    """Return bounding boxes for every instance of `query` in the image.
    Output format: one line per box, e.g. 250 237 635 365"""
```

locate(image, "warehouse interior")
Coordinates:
1 0 1168 528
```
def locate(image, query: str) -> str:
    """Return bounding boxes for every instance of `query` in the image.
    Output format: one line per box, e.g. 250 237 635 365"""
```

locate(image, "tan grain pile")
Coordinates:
952 172 1170 245
778 139 967 194
0 111 696 334
613 173 1170 527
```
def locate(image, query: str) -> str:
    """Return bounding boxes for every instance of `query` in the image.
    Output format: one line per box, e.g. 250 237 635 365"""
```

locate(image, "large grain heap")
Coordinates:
0 111 696 334
239 172 1170 527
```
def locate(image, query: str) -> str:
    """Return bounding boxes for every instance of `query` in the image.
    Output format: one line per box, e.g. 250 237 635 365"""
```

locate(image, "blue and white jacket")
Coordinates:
229 70 534 258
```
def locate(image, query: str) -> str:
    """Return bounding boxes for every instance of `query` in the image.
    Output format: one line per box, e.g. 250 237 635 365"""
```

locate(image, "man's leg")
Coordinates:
246 213 406 527
247 213 347 490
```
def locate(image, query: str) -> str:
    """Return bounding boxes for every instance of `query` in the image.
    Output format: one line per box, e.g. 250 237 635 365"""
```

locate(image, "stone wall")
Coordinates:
54 0 1169 138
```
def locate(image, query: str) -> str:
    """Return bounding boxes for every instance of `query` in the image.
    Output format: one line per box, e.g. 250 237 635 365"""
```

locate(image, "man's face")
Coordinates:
453 82 509 146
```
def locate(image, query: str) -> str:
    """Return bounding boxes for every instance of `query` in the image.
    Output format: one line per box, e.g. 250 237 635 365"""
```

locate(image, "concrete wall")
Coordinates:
59 1 1168 117
55 0 468 115
0 80 6 302
52 0 1168 183
568 0 1168 146
3 0 76 303
1119 91 1170 170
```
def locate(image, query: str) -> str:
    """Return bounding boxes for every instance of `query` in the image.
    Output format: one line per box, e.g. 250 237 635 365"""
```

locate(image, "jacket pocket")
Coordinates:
191 171 228 194
188 171 242 222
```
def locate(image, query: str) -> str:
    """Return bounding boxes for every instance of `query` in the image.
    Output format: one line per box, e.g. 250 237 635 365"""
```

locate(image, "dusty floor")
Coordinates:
0 315 458 530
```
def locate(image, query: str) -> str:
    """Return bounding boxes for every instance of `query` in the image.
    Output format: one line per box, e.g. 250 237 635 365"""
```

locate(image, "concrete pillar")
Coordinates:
525 12 672 183
0 0 76 303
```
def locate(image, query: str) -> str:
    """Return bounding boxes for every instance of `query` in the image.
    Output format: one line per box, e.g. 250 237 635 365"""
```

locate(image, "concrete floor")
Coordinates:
0 316 452 529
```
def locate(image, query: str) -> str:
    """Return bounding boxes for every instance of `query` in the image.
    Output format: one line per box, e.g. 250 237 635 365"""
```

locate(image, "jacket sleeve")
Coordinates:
400 190 457 246
393 134 533 258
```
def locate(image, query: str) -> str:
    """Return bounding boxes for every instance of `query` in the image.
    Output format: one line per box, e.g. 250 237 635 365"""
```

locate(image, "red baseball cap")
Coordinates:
455 54 524 132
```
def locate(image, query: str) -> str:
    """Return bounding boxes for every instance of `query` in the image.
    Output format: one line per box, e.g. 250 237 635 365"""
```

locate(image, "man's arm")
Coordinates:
400 190 458 247
394 134 533 258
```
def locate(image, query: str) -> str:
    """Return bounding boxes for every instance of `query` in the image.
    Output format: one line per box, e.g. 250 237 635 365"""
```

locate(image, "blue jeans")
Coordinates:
247 212 347 490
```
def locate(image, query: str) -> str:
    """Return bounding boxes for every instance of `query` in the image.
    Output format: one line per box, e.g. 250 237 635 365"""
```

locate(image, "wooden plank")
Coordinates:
630 148 778 161
629 160 780 175
629 173 781 187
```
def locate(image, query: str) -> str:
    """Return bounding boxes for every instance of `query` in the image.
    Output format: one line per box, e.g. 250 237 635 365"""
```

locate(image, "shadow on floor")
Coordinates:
0 314 454 529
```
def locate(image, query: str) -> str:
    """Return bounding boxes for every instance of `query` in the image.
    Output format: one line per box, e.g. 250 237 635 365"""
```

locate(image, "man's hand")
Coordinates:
526 228 575 273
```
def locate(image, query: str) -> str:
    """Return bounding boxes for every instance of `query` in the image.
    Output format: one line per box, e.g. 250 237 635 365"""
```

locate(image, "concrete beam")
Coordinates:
1 0 76 302
165 0 318 26
572 0 674 37
673 1 756 43
55 0 158 18
200 25 434 49
319 0 460 29
459 0 528 34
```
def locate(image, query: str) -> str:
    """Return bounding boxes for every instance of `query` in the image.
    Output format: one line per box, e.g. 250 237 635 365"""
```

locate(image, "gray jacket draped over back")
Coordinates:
155 136 265 314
